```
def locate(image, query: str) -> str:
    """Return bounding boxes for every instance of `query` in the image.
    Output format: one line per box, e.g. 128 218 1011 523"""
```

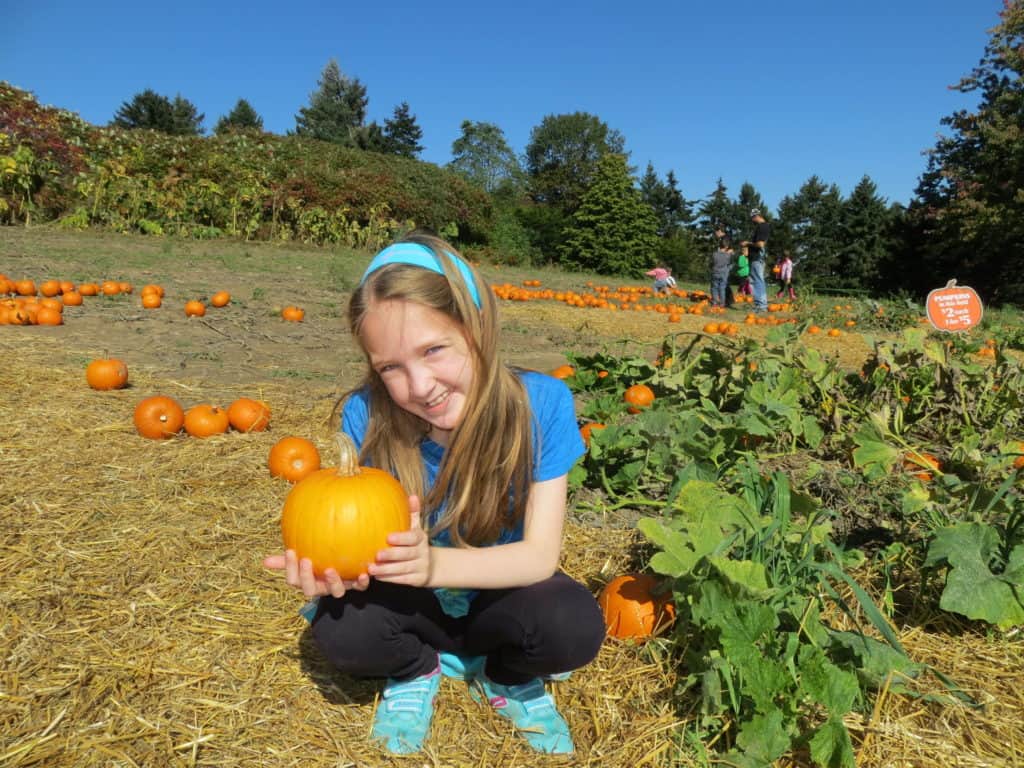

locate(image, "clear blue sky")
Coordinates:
4 0 1003 211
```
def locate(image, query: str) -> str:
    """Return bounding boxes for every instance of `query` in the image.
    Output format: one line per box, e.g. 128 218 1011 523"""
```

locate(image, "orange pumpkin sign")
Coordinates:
925 280 983 332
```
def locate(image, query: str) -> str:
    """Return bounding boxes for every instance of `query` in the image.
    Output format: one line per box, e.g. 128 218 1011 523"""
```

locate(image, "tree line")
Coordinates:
16 2 1024 304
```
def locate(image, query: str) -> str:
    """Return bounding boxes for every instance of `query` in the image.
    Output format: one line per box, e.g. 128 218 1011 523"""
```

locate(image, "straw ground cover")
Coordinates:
2 228 1023 766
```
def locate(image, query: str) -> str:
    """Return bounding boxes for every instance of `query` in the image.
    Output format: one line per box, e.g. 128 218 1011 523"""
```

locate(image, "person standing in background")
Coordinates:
740 209 771 312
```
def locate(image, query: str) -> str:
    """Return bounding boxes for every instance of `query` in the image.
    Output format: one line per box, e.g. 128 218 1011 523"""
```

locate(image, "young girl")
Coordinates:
775 252 796 300
264 233 605 756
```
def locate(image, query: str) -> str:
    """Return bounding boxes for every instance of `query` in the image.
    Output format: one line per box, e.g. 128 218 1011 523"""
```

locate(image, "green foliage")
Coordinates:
214 99 264 135
638 467 907 768
111 89 205 135
0 84 491 240
906 1 1024 305
776 176 844 289
639 163 694 237
840 175 895 290
559 154 659 275
448 120 523 194
294 58 368 146
524 111 625 214
382 101 423 158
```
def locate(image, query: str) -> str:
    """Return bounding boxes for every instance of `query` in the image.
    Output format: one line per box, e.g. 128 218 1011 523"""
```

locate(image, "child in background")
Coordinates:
645 265 677 295
775 252 796 300
710 237 733 307
264 233 605 757
736 247 752 296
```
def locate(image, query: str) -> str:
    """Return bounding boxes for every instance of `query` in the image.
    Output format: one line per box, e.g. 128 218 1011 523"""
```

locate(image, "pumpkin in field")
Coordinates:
86 358 129 390
282 306 305 322
35 305 63 325
62 290 83 307
227 397 271 432
184 404 230 438
623 383 655 414
549 364 575 380
579 422 606 447
280 433 411 579
141 292 162 309
902 452 941 482
210 291 231 308
598 573 676 640
78 283 99 296
134 395 185 439
269 436 322 482
184 300 206 317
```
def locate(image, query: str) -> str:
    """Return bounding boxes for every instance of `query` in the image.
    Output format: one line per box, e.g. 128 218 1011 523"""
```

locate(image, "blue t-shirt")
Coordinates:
340 370 585 616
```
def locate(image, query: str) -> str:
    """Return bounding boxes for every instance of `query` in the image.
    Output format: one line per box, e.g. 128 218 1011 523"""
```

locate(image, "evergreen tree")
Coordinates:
906 1 1024 303
735 182 768 229
112 89 204 135
525 112 626 214
559 153 659 275
382 102 424 158
839 175 893 291
776 176 844 288
294 58 368 146
696 178 739 241
448 120 523 194
214 99 264 134
639 163 694 236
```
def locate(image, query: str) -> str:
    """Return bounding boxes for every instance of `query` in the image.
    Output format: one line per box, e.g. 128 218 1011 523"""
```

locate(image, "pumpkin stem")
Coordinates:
335 432 361 477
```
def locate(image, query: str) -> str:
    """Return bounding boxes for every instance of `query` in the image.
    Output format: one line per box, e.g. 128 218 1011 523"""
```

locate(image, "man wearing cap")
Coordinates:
740 209 771 312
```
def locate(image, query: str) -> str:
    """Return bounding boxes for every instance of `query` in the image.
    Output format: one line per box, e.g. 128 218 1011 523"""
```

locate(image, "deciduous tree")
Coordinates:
525 112 625 214
448 120 522 194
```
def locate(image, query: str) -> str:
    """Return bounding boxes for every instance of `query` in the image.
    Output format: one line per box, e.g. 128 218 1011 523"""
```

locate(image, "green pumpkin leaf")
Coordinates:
808 717 856 768
734 709 790 764
925 523 1024 629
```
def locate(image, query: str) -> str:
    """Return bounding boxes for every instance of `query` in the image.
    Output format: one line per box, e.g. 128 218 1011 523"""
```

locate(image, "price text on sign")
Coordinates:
925 282 983 332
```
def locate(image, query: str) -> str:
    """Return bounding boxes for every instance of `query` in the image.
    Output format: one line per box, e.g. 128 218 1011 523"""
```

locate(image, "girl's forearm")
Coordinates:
426 540 560 590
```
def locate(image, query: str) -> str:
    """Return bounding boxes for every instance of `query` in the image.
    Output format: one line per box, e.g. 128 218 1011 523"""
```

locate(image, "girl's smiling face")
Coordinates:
361 298 474 446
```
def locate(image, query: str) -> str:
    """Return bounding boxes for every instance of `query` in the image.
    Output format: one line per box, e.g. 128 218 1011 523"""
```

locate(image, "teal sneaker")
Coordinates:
473 675 574 754
439 652 485 681
371 664 441 754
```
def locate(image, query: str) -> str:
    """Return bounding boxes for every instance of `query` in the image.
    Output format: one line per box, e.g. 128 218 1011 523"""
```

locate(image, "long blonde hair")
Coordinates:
338 234 533 547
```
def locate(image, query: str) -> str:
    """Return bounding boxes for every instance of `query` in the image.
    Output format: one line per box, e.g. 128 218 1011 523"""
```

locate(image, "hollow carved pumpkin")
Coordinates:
268 436 321 483
86 358 129 390
598 573 676 641
280 433 410 579
134 395 185 439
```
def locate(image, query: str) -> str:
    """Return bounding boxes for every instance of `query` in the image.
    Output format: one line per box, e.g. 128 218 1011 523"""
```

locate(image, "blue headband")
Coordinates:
360 242 483 308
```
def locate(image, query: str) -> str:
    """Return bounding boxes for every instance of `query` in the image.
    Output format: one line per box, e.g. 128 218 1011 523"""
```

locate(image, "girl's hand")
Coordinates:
368 495 431 587
262 549 370 599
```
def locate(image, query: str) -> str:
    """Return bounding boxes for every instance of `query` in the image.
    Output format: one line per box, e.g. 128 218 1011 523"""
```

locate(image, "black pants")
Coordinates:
312 572 606 685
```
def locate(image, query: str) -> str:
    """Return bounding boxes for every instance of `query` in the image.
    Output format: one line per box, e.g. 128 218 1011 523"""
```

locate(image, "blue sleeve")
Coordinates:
339 389 371 453
525 372 586 482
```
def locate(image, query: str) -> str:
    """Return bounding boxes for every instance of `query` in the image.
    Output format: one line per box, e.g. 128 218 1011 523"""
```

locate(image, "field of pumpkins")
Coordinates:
3 228 1024 768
